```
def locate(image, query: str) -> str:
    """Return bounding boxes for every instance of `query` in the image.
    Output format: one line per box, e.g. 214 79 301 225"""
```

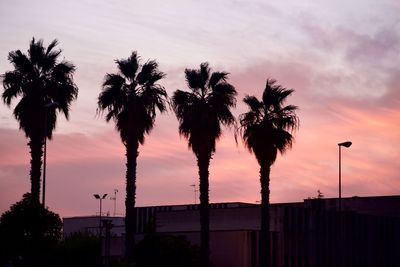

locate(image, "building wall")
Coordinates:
63 216 125 237
63 196 400 267
280 206 400 267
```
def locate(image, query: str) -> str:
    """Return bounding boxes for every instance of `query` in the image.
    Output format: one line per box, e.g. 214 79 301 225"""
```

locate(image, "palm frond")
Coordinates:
208 71 228 88
98 74 126 121
52 61 76 80
8 50 33 75
2 72 23 105
184 68 202 92
243 95 263 113
199 62 210 90
46 39 59 55
137 60 165 86
172 90 196 121
116 52 139 81
28 38 45 66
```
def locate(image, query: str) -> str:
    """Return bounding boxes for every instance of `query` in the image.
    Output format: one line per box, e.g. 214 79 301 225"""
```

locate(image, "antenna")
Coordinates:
190 184 198 205
110 189 118 216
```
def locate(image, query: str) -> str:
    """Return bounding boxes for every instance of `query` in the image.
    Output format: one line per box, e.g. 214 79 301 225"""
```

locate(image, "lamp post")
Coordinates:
42 101 59 208
338 141 352 211
94 194 108 236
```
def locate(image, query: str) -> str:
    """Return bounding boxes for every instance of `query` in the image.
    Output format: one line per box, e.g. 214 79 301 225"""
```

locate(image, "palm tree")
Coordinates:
2 38 78 204
97 51 168 262
172 62 237 266
236 79 299 267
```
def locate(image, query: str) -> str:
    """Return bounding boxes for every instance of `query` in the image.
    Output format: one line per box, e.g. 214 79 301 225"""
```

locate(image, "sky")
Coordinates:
0 0 399 218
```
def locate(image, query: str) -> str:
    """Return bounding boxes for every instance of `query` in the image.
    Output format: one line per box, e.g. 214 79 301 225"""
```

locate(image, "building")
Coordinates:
63 195 400 267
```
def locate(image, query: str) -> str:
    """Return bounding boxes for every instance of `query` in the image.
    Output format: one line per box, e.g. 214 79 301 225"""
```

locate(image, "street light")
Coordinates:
94 193 108 236
338 141 352 211
42 101 59 208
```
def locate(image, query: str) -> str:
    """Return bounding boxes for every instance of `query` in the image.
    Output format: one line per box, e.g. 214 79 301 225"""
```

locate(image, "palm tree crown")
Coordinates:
172 62 237 156
98 51 168 144
238 78 299 165
2 38 78 140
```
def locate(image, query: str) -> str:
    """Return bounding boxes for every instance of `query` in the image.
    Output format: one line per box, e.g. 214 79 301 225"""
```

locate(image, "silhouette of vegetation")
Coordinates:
54 233 100 267
97 51 168 263
236 79 299 267
0 193 62 267
172 62 237 266
1 38 78 204
134 234 200 267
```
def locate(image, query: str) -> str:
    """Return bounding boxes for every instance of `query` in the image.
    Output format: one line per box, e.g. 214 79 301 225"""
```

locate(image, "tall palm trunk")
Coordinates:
28 137 43 204
259 164 271 267
125 140 139 262
197 153 211 267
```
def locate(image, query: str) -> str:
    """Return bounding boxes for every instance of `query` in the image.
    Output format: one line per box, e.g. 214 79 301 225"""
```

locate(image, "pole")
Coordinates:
112 189 118 216
339 145 342 211
99 198 103 236
42 111 47 208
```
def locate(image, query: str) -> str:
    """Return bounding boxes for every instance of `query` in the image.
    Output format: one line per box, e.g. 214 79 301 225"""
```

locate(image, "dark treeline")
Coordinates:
1 38 299 267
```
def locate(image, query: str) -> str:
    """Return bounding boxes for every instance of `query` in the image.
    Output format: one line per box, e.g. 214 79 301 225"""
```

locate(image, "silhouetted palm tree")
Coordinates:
172 63 237 266
1 38 78 204
237 79 299 267
97 52 167 262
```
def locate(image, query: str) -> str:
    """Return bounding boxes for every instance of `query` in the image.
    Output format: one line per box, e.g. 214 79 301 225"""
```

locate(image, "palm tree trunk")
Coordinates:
197 153 211 267
259 164 271 267
125 140 139 263
28 137 43 204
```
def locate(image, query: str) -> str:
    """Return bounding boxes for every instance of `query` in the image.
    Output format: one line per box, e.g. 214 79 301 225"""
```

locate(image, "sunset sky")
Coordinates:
0 0 399 218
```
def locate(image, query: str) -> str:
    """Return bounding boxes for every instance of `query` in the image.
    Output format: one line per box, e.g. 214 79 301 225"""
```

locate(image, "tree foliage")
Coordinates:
0 193 62 267
135 234 200 267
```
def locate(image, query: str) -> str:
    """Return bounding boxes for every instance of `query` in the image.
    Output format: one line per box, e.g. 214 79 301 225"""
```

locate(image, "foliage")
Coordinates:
172 62 237 157
54 233 101 267
97 51 168 145
237 79 299 165
134 234 200 267
0 193 62 267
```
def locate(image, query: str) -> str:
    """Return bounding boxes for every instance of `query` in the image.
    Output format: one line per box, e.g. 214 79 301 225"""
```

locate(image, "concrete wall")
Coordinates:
157 230 257 267
157 206 284 233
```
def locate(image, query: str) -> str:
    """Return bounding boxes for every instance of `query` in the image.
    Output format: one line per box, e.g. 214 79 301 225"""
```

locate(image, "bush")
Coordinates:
54 233 101 267
0 193 62 267
134 234 200 267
